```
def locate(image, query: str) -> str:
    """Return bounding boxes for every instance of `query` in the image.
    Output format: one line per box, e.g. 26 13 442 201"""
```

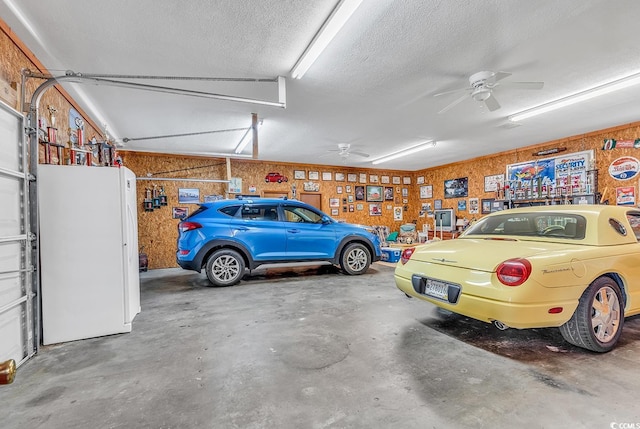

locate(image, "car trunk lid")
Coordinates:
410 237 576 272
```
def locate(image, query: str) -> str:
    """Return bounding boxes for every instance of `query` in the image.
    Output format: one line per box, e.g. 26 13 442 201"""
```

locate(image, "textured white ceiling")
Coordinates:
2 0 640 171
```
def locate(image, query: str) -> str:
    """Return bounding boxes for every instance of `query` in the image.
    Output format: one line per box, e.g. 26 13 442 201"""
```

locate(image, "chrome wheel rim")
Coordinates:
347 248 367 272
591 286 621 343
212 255 240 282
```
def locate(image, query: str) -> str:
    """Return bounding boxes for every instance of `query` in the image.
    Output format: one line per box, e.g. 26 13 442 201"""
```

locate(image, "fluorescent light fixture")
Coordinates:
371 141 436 165
234 120 263 154
290 0 363 79
509 71 640 122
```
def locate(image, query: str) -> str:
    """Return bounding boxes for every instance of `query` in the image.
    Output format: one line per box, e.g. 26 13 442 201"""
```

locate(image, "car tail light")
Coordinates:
178 221 202 233
496 258 531 286
400 247 415 265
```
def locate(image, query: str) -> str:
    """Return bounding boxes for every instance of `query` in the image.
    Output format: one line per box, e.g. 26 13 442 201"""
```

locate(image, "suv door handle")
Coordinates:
287 229 300 233
234 227 249 231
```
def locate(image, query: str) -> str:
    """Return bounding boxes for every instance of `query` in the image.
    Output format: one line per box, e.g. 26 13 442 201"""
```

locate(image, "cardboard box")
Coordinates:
380 246 401 263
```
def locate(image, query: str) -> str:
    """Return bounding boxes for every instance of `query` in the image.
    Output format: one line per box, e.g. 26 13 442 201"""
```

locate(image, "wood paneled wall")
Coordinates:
123 121 640 269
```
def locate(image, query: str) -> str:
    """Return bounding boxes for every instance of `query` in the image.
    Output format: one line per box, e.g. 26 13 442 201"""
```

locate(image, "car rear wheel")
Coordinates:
559 277 624 352
205 249 245 287
340 243 371 275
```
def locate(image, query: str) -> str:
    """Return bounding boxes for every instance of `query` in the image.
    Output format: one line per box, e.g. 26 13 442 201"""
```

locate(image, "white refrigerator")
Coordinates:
38 164 141 345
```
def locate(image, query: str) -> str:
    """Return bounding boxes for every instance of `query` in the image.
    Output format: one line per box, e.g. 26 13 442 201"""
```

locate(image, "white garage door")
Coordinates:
0 102 35 366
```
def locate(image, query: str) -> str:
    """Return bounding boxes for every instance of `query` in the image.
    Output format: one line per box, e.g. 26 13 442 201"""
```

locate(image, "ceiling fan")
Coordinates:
326 143 370 160
434 71 544 114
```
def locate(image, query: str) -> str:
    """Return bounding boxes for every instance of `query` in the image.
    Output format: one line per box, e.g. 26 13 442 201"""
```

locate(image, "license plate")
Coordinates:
411 275 461 304
425 278 449 300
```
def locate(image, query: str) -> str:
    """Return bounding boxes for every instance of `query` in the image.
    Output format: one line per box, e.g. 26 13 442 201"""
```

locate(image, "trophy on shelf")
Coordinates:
143 187 154 212
152 185 161 209
47 105 57 143
159 186 167 206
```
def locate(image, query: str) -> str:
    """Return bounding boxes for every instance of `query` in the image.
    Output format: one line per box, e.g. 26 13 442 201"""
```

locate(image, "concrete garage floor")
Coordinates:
3 263 640 429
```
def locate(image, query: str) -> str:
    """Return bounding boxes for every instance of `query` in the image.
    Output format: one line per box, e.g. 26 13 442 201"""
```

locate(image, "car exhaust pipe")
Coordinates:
493 320 509 330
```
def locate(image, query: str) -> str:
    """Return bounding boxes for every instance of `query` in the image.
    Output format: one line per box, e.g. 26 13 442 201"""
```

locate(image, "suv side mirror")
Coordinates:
321 215 332 224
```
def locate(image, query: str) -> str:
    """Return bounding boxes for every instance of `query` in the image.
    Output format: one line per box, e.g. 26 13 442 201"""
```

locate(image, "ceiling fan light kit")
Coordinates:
290 0 364 79
371 141 436 165
509 71 640 122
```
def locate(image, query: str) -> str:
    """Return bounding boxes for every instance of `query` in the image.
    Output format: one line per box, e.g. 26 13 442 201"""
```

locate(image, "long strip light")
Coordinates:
290 0 364 79
509 71 640 122
234 120 263 154
371 141 436 165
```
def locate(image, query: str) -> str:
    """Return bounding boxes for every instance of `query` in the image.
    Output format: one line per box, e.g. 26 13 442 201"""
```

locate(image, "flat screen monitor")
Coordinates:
434 209 456 232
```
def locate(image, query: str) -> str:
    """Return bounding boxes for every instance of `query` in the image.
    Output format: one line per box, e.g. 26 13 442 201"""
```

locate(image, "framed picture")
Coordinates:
346 185 352 193
356 203 364 211
329 198 340 208
444 177 468 199
322 171 332 181
419 185 433 199
178 188 200 204
416 176 425 184
381 175 390 184
469 197 479 214
401 188 408 197
403 176 411 185
337 186 343 194
484 174 505 192
369 203 382 216
359 173 367 183
335 172 345 181
458 200 466 211
228 177 242 194
331 208 339 216
355 186 365 200
384 187 394 201
309 171 319 180
481 198 494 214
349 204 354 212
172 207 189 219
434 199 442 210
347 173 357 182
393 207 403 221
369 174 379 183
366 185 383 202
348 195 354 203
294 170 306 180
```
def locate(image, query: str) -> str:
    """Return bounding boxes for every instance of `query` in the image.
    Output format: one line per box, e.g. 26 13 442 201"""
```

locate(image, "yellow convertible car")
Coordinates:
394 205 640 352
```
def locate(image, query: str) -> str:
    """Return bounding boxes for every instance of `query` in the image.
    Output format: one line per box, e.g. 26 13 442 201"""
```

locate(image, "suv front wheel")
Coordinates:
340 243 371 275
205 249 246 286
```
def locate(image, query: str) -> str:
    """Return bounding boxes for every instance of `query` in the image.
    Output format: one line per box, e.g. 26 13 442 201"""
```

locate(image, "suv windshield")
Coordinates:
465 212 586 239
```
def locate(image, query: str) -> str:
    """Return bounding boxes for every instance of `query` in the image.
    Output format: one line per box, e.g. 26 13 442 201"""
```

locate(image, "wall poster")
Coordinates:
505 150 594 196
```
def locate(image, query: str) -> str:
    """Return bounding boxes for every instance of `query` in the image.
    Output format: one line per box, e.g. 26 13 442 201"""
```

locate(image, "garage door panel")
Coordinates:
0 241 23 271
0 179 23 236
0 109 22 171
0 304 26 360
0 102 33 366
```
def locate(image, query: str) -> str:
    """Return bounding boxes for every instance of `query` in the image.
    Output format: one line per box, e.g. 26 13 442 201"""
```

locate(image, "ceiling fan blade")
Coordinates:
438 93 469 114
498 81 544 90
493 71 512 82
350 151 370 158
433 87 471 97
484 95 501 111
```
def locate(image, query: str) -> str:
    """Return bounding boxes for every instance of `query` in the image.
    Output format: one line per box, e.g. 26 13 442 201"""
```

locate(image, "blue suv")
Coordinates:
177 198 382 286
